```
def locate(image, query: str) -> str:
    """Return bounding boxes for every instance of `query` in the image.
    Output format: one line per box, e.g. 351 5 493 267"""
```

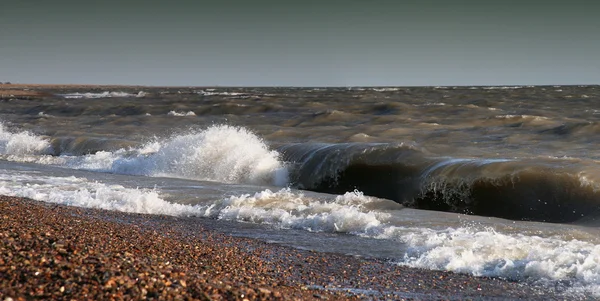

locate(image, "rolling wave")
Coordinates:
280 143 600 223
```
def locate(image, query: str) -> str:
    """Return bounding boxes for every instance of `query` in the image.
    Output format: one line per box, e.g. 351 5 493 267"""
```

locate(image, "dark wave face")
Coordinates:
2 85 600 223
279 143 600 223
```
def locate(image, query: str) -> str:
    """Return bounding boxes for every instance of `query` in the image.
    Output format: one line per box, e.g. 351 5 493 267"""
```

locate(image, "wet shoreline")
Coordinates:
1 196 568 300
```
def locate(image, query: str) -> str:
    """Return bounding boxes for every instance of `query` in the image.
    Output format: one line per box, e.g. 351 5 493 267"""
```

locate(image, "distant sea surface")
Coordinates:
2 85 600 298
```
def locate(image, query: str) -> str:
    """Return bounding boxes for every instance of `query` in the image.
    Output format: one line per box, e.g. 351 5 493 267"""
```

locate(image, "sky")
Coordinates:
1 1 598 86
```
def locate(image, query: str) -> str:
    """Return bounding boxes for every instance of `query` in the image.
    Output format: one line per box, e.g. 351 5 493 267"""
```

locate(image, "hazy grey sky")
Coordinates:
1 1 598 86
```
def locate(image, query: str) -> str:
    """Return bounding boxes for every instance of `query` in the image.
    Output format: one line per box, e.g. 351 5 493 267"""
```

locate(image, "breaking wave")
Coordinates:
167 110 196 116
0 123 53 156
280 143 600 223
0 123 288 187
132 125 288 186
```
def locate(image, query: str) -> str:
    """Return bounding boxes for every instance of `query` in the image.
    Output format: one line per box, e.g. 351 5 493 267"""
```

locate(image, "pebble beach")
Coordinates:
1 196 568 300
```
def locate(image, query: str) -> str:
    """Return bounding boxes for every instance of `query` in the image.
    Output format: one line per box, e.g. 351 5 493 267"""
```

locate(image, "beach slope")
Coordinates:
0 196 564 300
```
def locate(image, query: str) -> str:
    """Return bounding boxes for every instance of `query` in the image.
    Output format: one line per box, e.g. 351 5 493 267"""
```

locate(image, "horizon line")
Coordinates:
1 83 599 89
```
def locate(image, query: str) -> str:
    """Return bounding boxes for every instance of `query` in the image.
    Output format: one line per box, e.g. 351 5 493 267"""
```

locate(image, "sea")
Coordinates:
1 85 600 298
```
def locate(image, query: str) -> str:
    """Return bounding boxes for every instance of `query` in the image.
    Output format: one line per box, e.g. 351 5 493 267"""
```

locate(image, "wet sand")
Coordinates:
1 196 565 300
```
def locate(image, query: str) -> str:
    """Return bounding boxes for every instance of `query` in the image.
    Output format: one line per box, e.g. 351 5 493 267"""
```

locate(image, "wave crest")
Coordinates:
0 122 53 156
122 125 289 186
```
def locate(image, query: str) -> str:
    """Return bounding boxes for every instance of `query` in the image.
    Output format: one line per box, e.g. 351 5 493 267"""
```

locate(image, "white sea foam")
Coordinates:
197 90 246 96
347 87 366 91
142 125 288 186
205 188 600 297
481 86 525 90
197 89 271 98
390 227 600 297
61 91 146 99
495 114 549 121
206 189 385 233
62 125 289 186
0 174 204 216
371 88 400 92
0 122 288 186
0 123 288 187
587 109 600 115
167 110 196 116
0 122 52 156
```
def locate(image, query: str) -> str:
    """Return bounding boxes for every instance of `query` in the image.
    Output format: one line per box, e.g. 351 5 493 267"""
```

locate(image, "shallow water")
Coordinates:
1 85 600 298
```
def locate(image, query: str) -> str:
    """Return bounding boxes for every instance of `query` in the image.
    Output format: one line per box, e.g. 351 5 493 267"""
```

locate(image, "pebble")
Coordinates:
0 196 572 300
